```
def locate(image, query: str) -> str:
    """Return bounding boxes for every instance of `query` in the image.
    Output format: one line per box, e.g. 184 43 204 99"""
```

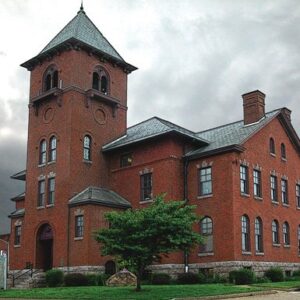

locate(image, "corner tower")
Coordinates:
10 6 136 272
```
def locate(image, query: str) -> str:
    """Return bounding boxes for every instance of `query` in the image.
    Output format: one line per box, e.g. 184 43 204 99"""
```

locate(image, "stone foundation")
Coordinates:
57 265 105 274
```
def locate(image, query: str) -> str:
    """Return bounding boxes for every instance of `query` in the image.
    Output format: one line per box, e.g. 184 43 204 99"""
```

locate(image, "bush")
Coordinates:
264 267 284 282
255 276 271 283
177 273 202 284
293 270 300 277
212 274 228 284
151 273 171 285
64 273 89 286
45 269 64 287
86 274 98 286
228 268 255 285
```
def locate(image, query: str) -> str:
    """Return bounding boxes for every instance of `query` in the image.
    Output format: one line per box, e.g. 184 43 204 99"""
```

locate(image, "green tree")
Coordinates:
95 195 202 291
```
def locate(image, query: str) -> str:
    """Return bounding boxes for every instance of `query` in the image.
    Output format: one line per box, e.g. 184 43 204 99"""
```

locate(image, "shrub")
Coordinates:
98 273 110 286
177 273 202 284
229 268 255 285
264 267 284 282
255 276 271 283
64 273 89 286
45 269 64 287
86 274 98 286
293 270 300 277
212 274 228 284
151 273 171 285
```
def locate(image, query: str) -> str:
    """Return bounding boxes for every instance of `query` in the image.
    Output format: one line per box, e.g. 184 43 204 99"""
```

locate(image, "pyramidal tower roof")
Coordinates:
21 6 137 72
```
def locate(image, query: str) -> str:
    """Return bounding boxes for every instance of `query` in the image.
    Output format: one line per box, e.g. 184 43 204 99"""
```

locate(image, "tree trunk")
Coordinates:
135 266 143 291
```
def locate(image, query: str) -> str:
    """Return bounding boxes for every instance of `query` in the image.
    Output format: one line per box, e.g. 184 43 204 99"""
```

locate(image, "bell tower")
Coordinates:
10 6 136 271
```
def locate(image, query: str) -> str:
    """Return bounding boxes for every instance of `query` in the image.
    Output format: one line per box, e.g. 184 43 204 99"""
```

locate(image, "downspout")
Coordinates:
183 157 189 273
67 204 70 273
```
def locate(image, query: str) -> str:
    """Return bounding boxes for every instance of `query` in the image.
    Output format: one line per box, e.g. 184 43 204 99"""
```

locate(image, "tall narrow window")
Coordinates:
241 215 250 252
272 220 279 244
296 184 300 208
14 225 21 246
39 139 47 165
200 217 213 253
269 138 275 154
283 222 290 246
92 72 100 90
140 173 152 201
101 75 108 94
199 167 212 196
240 165 249 194
83 135 91 161
75 215 84 238
48 178 55 205
281 143 286 159
270 175 278 202
281 179 288 204
38 180 45 207
255 217 263 253
298 226 300 254
49 136 57 162
253 170 262 198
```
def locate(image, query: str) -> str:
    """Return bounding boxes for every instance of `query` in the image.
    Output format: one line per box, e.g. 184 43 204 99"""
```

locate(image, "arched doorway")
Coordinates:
36 224 53 271
105 260 116 275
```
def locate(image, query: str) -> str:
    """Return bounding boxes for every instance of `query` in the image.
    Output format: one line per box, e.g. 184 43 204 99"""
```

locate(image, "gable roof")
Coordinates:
21 7 136 72
102 116 209 152
186 108 300 159
69 186 131 209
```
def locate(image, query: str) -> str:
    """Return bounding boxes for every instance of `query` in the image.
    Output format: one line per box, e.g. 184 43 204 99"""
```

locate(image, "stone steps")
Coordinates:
8 270 46 289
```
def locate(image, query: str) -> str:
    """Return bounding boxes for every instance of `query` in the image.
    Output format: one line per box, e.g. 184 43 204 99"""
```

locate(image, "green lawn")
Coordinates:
253 280 300 289
0 284 263 300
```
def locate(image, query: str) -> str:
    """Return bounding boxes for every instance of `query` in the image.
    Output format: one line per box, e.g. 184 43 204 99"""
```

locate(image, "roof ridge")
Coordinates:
155 116 197 134
198 108 282 134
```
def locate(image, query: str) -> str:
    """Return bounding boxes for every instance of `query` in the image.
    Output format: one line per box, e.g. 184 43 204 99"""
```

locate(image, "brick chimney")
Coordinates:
242 90 266 125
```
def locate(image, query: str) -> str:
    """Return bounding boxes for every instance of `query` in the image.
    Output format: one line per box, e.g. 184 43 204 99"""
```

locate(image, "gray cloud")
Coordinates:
1 0 300 233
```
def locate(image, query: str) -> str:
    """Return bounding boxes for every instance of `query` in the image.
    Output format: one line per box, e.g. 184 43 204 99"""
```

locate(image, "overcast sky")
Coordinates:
1 0 300 234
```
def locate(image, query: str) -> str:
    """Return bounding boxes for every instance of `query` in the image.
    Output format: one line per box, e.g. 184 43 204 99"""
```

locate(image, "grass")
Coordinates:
0 284 264 300
253 280 300 289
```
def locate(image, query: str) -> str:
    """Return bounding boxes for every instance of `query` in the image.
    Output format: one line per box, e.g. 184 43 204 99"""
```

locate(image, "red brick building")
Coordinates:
9 6 300 277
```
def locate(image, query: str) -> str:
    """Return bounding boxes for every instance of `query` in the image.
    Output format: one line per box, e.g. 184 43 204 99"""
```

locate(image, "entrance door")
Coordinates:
36 224 53 271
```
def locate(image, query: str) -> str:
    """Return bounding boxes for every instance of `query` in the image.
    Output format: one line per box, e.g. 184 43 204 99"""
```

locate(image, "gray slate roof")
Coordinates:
11 192 25 202
9 208 25 218
186 109 280 158
103 117 209 151
41 8 123 61
11 169 26 181
69 186 131 209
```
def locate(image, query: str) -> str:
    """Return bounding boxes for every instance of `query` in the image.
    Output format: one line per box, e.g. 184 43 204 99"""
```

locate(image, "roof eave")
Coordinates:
68 199 131 209
102 130 209 153
21 38 137 72
185 144 245 160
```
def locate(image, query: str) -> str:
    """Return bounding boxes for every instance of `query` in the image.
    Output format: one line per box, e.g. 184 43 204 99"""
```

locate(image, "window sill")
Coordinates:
139 199 153 204
197 194 213 199
282 203 290 207
198 252 214 257
254 196 263 201
271 201 279 205
46 204 54 208
242 251 252 255
255 252 264 256
241 193 250 198
283 245 291 248
272 243 281 247
297 207 300 210
38 163 46 168
74 237 83 241
47 161 56 166
281 158 287 162
83 160 92 164
270 153 276 158
37 206 45 210
14 245 21 248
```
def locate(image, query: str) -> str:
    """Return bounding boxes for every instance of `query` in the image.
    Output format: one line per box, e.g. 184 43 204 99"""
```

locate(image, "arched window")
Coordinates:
39 139 47 164
241 215 250 252
83 135 91 161
105 260 116 275
281 143 286 159
92 68 109 95
255 217 263 253
283 222 290 245
44 66 59 91
200 217 213 253
49 136 57 162
269 138 275 154
272 220 279 244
